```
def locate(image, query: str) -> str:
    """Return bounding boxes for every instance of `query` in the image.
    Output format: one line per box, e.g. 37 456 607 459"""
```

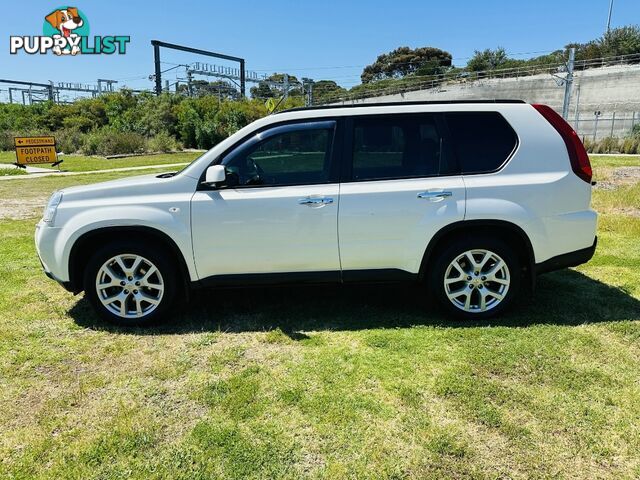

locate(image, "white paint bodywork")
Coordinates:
35 102 597 285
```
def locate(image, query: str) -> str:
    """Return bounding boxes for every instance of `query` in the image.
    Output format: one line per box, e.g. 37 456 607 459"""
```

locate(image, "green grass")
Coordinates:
0 151 200 172
0 167 27 176
0 155 639 478
588 154 640 168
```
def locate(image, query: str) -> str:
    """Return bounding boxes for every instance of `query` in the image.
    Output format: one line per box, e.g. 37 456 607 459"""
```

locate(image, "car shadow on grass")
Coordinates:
70 269 640 336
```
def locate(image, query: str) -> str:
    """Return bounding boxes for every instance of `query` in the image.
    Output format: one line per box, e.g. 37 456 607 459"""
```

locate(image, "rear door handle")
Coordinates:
298 196 334 207
417 191 453 202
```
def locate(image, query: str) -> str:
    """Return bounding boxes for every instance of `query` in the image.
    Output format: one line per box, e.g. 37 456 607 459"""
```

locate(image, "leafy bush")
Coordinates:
55 128 85 154
81 129 146 156
147 131 181 152
0 92 289 154
0 130 15 151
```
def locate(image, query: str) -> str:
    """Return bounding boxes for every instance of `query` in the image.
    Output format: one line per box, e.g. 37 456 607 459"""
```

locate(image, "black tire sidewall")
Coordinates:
430 236 521 320
83 241 176 327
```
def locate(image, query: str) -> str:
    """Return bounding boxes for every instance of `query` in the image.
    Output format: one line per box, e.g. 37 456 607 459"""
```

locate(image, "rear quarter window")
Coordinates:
444 112 518 174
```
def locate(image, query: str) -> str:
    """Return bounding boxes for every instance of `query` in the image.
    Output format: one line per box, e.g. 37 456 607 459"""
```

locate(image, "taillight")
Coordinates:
532 104 592 184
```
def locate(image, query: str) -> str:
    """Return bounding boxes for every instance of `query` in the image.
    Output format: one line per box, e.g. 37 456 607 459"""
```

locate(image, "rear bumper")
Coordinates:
535 237 597 275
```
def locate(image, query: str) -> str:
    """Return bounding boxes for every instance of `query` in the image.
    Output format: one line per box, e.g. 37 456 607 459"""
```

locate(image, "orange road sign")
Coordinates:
14 136 58 165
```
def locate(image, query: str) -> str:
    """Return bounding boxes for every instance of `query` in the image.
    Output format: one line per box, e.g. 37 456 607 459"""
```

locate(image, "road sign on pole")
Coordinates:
14 136 60 167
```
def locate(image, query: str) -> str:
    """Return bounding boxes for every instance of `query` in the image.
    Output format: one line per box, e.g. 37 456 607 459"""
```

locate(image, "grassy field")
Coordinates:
0 156 639 479
0 151 201 173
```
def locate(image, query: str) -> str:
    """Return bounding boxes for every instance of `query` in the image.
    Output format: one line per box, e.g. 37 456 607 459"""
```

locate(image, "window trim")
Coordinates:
340 112 458 183
443 111 520 176
198 119 342 190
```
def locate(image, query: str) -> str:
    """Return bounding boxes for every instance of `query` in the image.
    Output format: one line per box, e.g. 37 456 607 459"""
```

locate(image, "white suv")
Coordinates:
35 101 597 325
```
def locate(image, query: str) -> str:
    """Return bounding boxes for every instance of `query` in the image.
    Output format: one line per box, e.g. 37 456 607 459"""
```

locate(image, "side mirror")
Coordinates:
204 165 226 185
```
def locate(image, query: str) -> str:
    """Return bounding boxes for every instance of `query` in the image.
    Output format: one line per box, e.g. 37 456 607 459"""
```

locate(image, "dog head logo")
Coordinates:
43 6 89 55
45 8 83 37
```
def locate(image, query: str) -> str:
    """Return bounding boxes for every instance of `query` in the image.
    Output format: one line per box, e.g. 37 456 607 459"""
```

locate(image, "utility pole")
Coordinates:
562 47 575 120
153 42 162 95
606 0 614 33
187 70 193 97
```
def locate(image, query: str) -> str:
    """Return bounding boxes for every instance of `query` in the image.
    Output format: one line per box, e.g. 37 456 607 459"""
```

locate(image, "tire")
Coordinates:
83 240 177 327
429 236 521 320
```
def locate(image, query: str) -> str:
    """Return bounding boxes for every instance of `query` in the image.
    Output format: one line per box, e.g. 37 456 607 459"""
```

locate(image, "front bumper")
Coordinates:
535 237 597 275
42 267 76 292
35 221 72 290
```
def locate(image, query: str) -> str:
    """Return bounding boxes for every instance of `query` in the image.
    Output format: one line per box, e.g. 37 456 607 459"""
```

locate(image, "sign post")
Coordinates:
14 136 62 169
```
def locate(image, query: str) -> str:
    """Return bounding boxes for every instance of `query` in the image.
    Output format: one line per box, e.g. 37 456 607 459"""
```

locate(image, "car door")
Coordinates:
338 113 466 278
191 120 341 282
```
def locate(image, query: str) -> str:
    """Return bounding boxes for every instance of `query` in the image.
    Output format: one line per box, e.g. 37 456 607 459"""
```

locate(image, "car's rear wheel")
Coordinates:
430 237 520 319
83 241 176 326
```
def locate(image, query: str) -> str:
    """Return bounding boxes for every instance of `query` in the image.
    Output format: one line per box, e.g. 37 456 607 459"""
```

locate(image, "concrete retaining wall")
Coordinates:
336 65 640 140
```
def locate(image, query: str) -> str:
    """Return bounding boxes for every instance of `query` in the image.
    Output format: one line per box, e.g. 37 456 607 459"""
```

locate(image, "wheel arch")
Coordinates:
68 226 191 296
419 220 536 289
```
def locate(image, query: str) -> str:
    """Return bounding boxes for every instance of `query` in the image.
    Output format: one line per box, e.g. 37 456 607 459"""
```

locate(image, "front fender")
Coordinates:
54 204 196 282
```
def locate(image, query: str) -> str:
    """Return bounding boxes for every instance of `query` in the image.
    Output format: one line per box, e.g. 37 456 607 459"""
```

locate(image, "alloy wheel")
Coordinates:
443 249 510 313
95 254 164 319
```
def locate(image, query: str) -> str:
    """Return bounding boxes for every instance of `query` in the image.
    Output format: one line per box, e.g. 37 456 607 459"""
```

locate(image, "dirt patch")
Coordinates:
0 197 48 220
611 207 640 218
595 166 640 190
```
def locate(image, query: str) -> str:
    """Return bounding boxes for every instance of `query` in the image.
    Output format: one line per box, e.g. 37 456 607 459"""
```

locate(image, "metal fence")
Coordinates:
571 112 639 141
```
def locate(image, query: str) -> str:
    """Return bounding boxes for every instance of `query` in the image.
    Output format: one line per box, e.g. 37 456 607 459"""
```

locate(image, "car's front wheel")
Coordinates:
83 241 177 326
430 237 520 319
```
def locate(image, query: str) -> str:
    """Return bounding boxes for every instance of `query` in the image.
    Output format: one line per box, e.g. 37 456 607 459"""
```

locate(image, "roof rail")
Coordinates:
274 99 526 114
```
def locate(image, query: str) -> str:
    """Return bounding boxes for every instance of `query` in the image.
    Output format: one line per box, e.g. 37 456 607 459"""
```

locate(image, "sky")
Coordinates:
1 0 638 99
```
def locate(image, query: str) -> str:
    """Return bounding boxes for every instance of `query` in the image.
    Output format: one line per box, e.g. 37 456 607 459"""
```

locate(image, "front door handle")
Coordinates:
298 197 334 207
417 191 453 202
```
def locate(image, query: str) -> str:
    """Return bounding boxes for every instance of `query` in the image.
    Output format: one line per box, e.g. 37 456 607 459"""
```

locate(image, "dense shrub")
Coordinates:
621 136 640 154
147 132 181 152
582 134 640 154
582 137 595 153
0 91 300 154
55 128 85 154
0 130 15 151
82 129 146 156
595 136 622 154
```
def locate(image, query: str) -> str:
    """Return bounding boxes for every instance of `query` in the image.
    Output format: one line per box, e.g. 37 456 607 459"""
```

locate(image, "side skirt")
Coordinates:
194 269 418 289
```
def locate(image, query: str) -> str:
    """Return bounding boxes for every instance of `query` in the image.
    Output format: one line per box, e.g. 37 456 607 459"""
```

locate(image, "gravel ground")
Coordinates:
595 166 640 190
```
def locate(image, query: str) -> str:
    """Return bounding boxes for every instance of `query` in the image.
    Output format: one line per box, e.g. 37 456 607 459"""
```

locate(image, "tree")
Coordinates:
599 25 640 57
250 73 303 100
177 80 239 100
360 46 452 84
466 47 509 72
569 25 640 63
250 81 276 100
308 80 347 104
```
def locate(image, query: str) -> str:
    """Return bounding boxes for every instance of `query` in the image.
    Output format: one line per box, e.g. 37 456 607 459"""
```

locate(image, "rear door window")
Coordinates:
351 114 449 181
444 112 518 174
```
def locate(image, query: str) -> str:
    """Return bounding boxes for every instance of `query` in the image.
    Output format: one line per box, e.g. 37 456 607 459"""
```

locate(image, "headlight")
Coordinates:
42 191 63 225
